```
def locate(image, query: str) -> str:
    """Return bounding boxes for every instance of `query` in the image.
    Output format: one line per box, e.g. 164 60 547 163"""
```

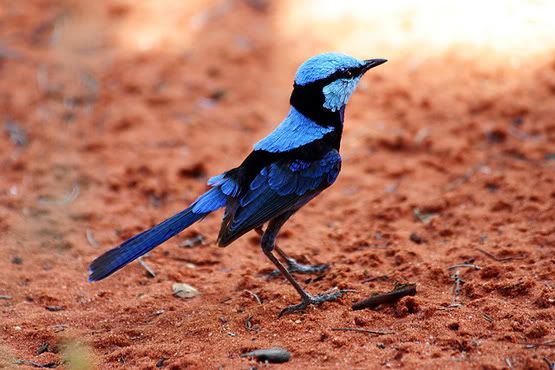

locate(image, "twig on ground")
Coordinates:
447 263 481 271
85 229 99 247
505 358 514 370
178 235 205 248
245 315 258 331
331 327 394 335
449 270 463 308
522 339 555 349
477 248 527 262
361 275 389 283
544 357 555 370
138 257 156 278
482 312 494 323
14 359 57 368
0 295 12 300
352 283 416 310
244 290 262 305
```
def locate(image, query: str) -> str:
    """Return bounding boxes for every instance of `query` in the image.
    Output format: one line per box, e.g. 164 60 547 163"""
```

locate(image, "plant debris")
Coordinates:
244 290 262 305
412 208 436 224
477 248 527 262
36 342 51 355
331 327 394 335
4 121 28 146
178 235 206 248
138 257 156 278
447 263 481 270
352 283 416 310
449 270 463 307
14 359 57 368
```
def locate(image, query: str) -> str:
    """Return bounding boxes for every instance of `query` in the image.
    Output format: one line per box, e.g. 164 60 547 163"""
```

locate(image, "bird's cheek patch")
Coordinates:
323 78 360 112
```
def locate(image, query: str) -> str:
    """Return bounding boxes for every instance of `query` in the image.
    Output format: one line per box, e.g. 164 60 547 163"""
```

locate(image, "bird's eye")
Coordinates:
345 70 353 78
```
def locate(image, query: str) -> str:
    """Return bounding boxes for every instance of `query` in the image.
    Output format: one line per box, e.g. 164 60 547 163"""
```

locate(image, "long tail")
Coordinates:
88 187 226 282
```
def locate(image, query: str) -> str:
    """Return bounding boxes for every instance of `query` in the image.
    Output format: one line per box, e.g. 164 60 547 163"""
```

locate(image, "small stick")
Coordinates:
14 359 57 368
137 257 156 278
85 229 99 247
477 248 527 262
352 283 416 310
544 357 554 370
482 312 494 323
178 235 205 248
449 270 463 307
445 160 487 191
447 263 481 271
360 275 389 283
244 290 262 305
0 295 12 300
522 339 555 349
331 327 394 335
245 315 258 331
505 358 514 370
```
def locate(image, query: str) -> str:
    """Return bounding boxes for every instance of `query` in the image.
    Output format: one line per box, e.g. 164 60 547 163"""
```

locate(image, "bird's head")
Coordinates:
291 52 387 114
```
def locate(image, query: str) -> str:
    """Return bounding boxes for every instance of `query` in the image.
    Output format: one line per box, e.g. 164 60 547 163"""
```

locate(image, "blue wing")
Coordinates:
218 150 341 246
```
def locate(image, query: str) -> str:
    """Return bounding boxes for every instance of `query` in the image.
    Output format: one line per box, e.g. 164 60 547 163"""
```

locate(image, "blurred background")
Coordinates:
1 0 554 368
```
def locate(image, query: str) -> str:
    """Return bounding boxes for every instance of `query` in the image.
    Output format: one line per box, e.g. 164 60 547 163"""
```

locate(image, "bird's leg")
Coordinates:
259 217 346 317
254 228 329 277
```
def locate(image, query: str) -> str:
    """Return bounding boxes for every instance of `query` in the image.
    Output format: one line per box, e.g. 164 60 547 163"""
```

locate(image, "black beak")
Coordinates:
362 58 387 73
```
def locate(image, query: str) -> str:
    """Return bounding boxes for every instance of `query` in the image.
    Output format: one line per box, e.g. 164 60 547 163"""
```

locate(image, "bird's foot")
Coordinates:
268 257 329 279
278 289 348 317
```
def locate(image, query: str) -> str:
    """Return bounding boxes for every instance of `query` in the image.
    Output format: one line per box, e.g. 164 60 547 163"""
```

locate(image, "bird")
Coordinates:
88 52 387 316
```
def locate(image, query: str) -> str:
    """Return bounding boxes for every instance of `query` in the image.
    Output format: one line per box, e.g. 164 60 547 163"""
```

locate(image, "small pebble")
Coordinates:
409 232 423 244
172 283 199 299
241 347 291 363
45 306 65 312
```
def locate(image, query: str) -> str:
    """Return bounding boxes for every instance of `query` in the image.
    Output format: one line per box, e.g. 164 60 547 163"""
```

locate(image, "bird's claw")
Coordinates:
278 289 349 317
268 258 329 279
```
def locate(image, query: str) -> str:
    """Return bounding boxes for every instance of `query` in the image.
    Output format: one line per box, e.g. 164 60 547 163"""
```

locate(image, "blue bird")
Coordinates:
88 52 387 315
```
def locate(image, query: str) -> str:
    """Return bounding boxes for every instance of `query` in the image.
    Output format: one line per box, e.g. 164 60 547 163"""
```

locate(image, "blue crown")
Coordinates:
295 52 363 86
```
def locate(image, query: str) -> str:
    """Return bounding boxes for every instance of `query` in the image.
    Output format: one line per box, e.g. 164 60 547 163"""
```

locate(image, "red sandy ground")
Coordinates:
1 1 554 369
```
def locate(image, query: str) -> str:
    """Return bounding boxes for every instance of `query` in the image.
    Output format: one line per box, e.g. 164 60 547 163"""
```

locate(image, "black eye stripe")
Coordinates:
294 66 361 90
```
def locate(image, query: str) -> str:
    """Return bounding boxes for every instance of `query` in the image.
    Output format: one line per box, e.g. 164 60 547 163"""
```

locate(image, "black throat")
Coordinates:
290 81 344 130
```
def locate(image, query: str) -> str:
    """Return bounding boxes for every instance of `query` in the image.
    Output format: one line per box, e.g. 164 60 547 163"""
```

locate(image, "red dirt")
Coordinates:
1 1 554 369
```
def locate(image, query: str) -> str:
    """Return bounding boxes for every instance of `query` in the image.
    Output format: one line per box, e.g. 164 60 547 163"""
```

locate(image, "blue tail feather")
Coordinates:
88 188 226 282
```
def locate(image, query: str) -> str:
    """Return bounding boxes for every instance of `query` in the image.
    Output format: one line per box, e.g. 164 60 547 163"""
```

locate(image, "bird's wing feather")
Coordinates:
218 150 341 246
